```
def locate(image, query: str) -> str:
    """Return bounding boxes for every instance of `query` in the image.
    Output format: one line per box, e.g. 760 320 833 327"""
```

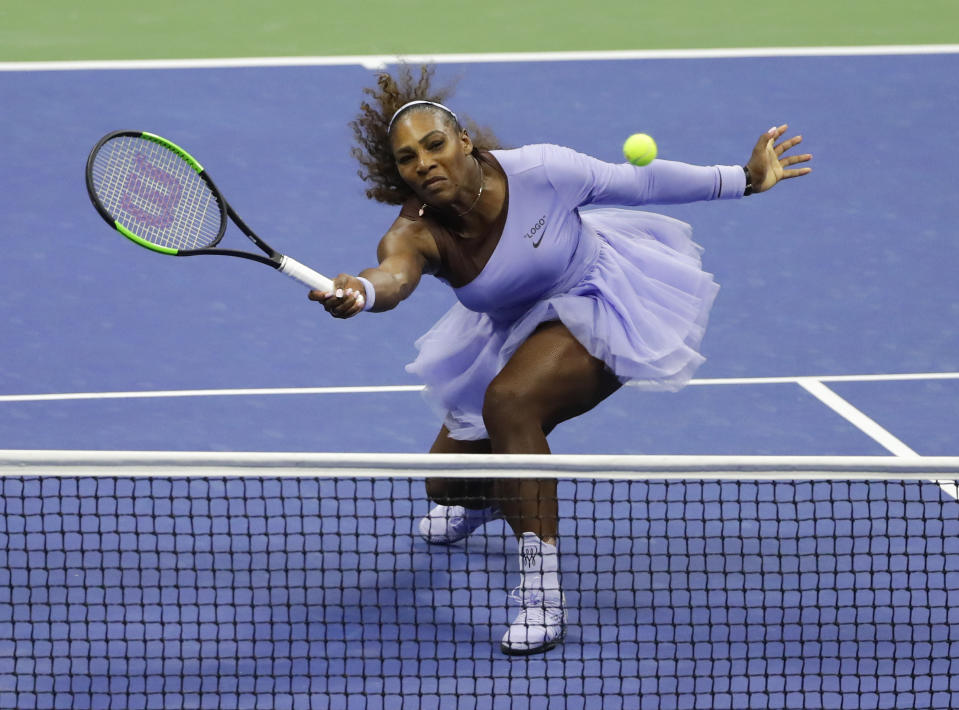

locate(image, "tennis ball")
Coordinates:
623 133 657 166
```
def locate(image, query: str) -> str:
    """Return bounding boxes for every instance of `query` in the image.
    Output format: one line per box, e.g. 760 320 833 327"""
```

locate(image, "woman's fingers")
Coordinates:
308 284 365 318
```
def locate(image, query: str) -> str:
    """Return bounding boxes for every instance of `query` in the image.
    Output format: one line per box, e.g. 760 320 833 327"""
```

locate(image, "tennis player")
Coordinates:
312 65 812 655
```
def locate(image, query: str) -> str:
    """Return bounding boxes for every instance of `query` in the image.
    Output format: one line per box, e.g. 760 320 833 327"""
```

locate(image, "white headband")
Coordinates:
387 100 459 133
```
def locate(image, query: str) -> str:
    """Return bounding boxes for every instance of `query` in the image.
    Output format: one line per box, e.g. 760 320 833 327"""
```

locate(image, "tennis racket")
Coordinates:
85 130 334 293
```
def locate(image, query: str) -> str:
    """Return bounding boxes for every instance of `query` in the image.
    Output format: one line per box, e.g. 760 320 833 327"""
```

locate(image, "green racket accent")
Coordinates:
141 132 204 173
115 222 179 255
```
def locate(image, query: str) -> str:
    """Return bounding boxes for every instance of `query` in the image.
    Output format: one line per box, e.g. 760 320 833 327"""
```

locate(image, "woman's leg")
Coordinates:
418 427 499 544
482 321 621 541
425 425 493 508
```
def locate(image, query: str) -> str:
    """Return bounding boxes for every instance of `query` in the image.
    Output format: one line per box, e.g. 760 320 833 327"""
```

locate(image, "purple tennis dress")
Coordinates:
405 144 746 440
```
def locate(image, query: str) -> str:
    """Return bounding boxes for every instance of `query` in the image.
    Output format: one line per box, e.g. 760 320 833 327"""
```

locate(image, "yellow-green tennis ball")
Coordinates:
623 133 657 166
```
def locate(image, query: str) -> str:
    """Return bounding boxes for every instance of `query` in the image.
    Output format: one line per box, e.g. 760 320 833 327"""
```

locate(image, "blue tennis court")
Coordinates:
3 53 959 454
1 51 958 709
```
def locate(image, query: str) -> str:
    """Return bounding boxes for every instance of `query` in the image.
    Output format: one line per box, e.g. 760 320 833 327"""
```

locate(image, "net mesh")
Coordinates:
1 455 957 710
89 135 222 251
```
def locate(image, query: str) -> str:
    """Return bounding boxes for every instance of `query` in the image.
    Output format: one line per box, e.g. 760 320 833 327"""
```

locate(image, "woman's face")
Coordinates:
390 110 474 207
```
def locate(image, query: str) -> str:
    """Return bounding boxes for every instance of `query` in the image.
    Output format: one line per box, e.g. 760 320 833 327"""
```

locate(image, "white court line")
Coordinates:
2 371 956 403
0 385 425 403
2 45 959 72
690 371 959 386
797 379 917 457
797 378 959 499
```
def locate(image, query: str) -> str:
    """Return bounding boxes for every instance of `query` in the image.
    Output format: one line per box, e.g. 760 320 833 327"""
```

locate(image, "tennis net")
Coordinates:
1 451 958 710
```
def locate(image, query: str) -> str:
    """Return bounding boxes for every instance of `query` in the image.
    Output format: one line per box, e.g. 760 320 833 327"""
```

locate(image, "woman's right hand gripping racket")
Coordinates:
85 130 339 296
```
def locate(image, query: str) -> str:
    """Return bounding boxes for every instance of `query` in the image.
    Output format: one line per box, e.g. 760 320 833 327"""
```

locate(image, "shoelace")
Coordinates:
508 587 564 625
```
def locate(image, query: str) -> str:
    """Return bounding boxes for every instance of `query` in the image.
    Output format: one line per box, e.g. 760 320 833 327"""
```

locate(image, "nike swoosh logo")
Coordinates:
531 233 545 248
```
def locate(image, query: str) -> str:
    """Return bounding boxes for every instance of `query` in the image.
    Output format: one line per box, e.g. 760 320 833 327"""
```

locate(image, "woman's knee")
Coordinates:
482 377 545 435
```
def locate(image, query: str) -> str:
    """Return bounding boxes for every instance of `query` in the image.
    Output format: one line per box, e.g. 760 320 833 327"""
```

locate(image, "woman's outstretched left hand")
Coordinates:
746 124 812 194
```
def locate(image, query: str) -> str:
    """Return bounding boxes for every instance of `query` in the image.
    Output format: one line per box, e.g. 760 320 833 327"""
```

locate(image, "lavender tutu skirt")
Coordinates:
406 208 720 440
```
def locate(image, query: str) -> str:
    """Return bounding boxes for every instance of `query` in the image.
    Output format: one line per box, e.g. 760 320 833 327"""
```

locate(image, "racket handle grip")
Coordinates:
278 255 334 292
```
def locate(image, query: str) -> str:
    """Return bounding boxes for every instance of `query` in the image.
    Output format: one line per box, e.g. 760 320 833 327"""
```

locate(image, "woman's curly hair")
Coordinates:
350 64 500 205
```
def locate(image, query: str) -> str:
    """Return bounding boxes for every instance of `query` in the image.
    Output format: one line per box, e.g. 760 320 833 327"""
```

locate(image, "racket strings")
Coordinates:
91 136 222 251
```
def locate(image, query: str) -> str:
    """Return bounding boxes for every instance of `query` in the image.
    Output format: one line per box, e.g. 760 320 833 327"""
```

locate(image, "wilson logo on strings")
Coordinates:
120 152 183 229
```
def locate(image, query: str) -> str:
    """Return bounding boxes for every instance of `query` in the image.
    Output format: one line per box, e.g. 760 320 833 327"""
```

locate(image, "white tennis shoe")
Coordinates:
417 504 502 544
501 586 567 656
500 532 567 655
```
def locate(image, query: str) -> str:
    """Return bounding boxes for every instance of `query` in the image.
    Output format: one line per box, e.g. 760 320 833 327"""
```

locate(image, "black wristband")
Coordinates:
743 165 754 196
